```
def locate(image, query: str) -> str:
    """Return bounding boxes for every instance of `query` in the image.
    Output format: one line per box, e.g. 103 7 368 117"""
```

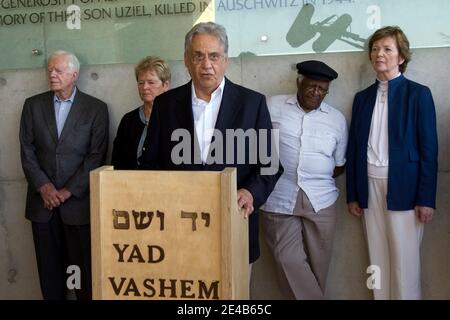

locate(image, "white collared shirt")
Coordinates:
262 94 348 214
191 78 225 163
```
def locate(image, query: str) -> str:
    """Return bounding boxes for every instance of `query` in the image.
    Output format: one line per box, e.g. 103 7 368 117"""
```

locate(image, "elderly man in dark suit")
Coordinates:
141 22 282 267
19 50 109 300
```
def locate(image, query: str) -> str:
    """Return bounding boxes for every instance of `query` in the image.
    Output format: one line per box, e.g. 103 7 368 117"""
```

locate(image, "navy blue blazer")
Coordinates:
140 78 283 263
112 107 146 170
346 74 438 210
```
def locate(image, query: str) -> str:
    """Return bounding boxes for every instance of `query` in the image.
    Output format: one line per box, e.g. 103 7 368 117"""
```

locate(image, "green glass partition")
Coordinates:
1 0 449 70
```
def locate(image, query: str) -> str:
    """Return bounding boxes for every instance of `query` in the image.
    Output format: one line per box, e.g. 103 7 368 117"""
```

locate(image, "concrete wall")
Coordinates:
0 47 449 299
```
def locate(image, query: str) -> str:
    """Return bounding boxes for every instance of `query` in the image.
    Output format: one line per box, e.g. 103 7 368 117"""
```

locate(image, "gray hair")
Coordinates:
48 50 80 73
135 56 171 83
184 22 228 55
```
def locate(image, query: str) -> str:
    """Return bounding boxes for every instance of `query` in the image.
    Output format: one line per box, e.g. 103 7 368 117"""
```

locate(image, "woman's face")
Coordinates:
370 36 405 81
137 70 169 105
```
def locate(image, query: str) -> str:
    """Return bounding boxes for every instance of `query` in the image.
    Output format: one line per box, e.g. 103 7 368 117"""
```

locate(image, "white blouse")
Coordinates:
367 79 389 169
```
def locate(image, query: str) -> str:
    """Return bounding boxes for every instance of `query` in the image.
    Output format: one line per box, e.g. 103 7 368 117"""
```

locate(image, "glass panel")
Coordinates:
0 17 45 70
216 0 450 56
1 0 449 70
42 0 211 65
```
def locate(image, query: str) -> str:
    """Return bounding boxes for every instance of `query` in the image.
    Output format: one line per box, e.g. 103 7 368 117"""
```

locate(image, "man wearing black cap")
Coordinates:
260 60 348 299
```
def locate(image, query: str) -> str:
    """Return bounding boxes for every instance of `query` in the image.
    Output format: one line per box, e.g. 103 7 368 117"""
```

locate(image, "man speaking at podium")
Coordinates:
140 22 282 267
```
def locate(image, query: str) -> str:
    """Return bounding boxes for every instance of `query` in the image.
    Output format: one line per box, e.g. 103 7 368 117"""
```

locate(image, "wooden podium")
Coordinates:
89 166 249 300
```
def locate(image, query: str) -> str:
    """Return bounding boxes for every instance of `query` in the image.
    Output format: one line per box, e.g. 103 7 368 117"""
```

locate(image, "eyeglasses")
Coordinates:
302 83 329 96
190 52 225 64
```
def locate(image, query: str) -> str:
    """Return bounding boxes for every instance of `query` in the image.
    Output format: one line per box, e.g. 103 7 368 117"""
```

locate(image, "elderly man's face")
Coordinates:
184 33 228 99
47 55 78 99
297 77 330 112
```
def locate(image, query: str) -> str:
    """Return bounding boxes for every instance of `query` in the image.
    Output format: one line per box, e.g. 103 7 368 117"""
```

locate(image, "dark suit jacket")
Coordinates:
111 107 146 170
20 88 109 225
346 74 438 210
140 78 283 263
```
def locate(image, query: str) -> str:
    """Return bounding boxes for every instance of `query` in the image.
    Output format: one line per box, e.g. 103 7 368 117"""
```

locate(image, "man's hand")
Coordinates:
347 201 364 217
57 188 72 203
237 188 254 219
39 182 61 210
415 206 434 224
39 184 73 210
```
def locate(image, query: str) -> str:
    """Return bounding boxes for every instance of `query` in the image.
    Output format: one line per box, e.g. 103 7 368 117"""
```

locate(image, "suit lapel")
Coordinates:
175 82 202 164
42 92 58 144
388 76 406 144
214 78 241 134
205 78 242 167
59 89 84 143
175 82 195 133
360 83 378 144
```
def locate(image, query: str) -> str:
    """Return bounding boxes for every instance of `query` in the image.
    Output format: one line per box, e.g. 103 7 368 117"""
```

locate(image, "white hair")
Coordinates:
48 50 80 73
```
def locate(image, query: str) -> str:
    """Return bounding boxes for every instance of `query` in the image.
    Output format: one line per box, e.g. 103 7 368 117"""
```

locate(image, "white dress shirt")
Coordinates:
262 94 348 214
191 78 225 163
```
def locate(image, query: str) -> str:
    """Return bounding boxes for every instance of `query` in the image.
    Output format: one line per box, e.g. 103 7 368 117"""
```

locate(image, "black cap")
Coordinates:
296 60 338 81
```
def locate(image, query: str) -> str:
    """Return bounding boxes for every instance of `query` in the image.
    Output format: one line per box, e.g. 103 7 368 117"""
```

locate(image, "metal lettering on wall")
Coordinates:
1 0 449 69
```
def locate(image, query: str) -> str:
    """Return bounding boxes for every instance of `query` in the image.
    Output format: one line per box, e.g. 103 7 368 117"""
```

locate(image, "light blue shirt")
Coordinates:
54 87 77 138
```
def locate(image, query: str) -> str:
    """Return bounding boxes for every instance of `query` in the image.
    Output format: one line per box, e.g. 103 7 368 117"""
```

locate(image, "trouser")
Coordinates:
31 209 92 300
363 175 424 300
261 189 336 299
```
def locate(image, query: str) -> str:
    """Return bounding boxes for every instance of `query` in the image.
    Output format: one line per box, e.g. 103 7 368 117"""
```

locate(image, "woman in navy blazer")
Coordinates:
346 26 438 299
